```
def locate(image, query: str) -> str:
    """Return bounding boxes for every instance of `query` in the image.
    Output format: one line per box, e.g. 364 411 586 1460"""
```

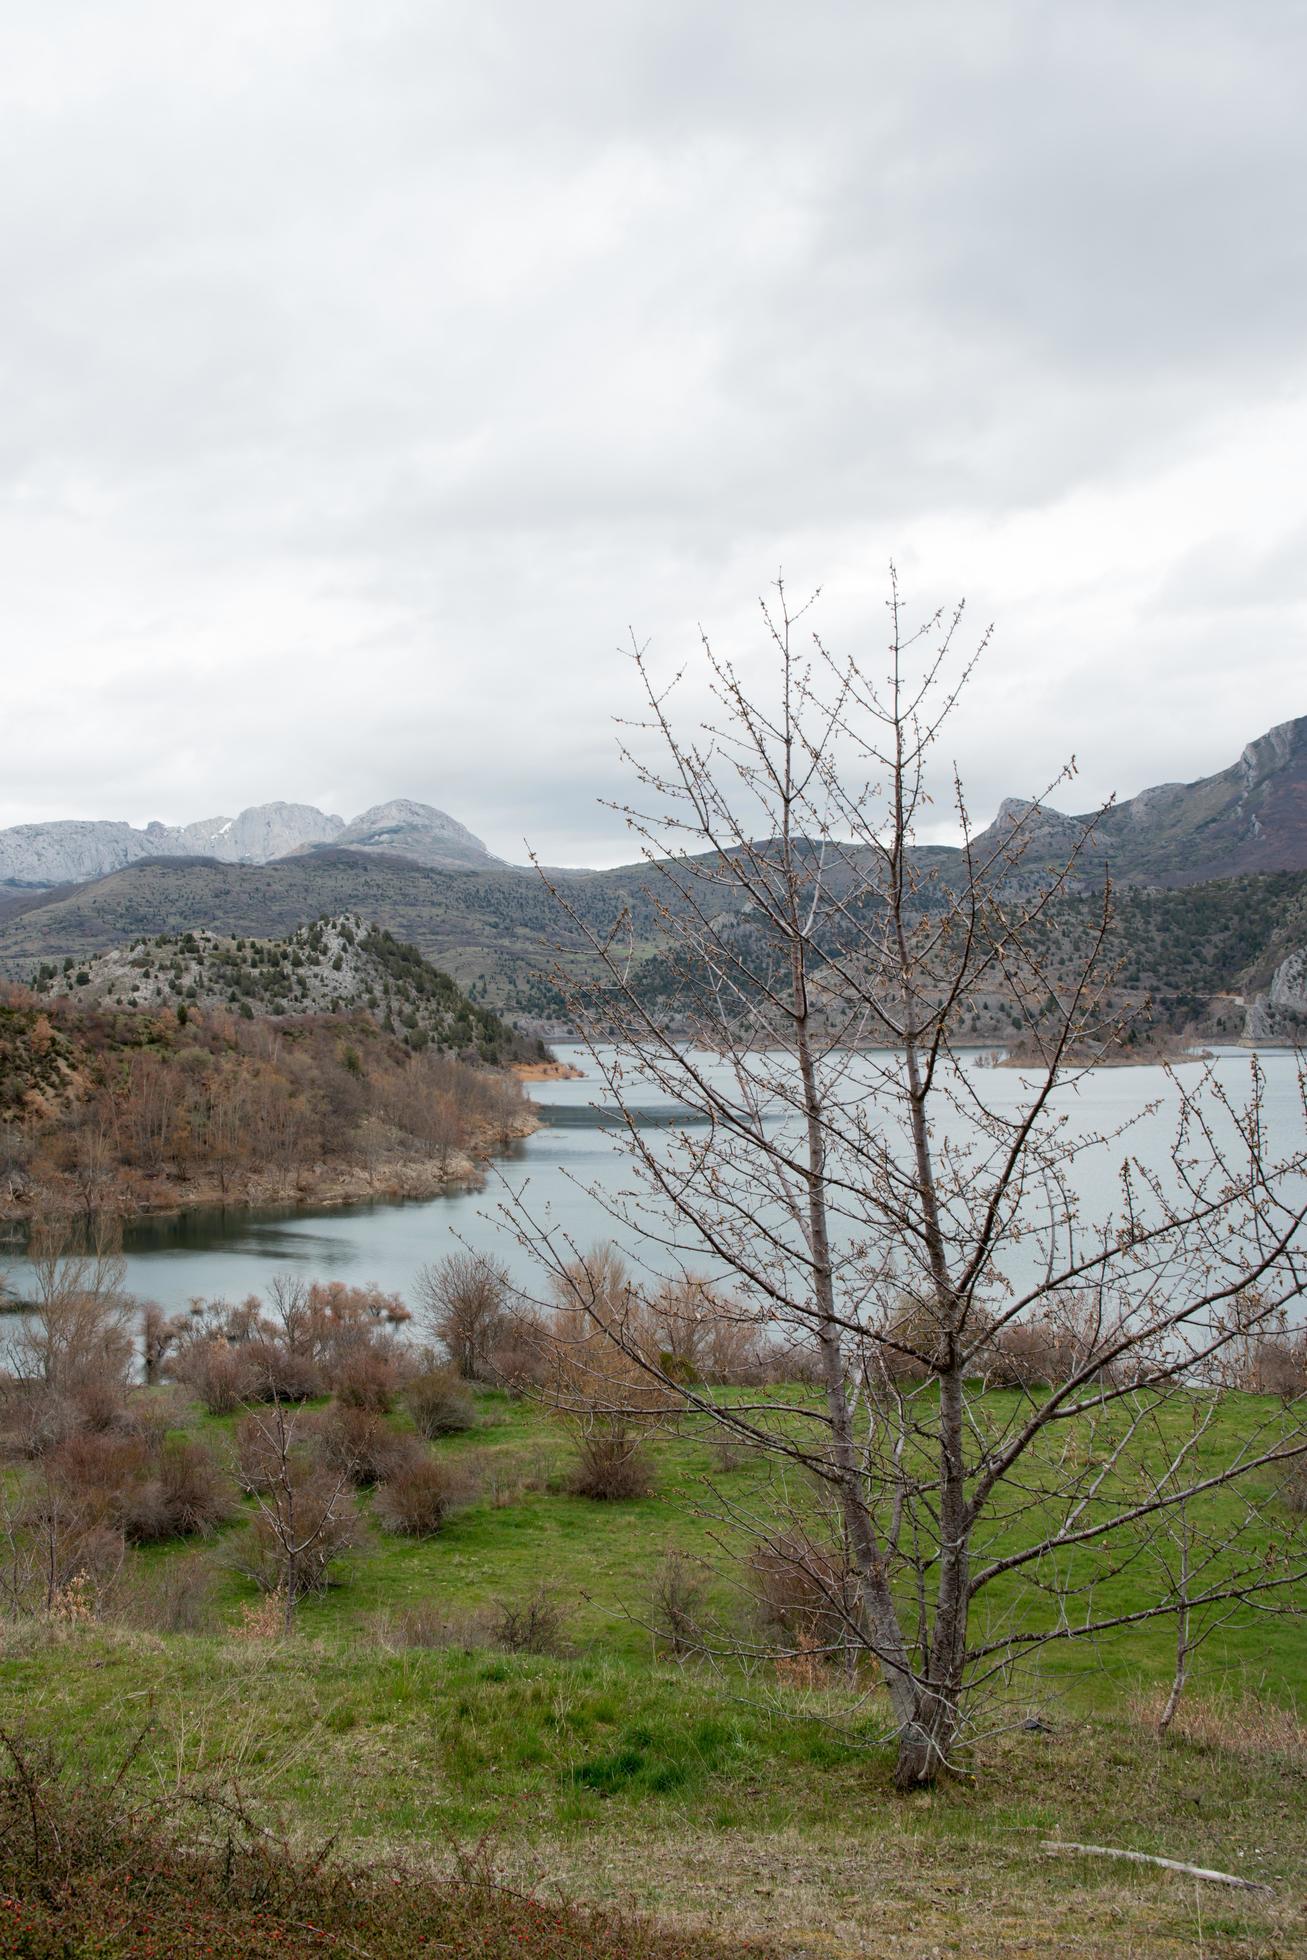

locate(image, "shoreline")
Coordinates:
0 1107 539 1230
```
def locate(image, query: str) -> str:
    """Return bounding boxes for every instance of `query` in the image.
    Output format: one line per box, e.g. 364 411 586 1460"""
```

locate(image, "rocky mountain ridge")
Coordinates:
0 798 499 891
973 715 1307 886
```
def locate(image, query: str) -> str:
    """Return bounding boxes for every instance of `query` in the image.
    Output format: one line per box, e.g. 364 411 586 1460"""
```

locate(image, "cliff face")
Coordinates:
1245 947 1307 1044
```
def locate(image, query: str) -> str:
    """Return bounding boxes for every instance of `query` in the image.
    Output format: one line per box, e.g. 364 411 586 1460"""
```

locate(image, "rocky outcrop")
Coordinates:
1245 948 1307 1044
175 802 345 862
326 800 501 870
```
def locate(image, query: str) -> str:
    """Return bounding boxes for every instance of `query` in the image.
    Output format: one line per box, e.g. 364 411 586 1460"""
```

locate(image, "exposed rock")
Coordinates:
325 799 501 870
0 797 495 890
1245 947 1307 1045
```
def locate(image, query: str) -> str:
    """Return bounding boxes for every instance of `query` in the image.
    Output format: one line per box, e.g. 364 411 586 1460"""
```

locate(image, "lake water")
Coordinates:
5 1044 1306 1314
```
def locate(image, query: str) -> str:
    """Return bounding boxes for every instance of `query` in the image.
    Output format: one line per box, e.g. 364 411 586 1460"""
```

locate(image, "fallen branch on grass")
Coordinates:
1040 1840 1274 1894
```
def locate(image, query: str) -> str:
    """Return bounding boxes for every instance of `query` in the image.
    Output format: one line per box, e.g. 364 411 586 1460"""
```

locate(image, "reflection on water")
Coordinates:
5 1043 1305 1315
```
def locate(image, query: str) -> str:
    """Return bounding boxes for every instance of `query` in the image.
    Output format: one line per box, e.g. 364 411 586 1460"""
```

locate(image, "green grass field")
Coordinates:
2 1387 1306 1955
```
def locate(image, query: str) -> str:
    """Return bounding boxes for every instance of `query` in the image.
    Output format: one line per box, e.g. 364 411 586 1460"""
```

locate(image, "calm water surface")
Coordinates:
7 1044 1306 1312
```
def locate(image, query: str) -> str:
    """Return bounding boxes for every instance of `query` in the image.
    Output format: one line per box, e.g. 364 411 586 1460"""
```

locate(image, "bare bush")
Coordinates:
375 1456 474 1536
749 1529 863 1681
650 1549 708 1659
490 1586 571 1655
107 1552 218 1635
567 1426 653 1501
1279 1457 1307 1514
43 1430 231 1545
402 1364 476 1438
310 1405 422 1488
333 1349 403 1413
171 1340 258 1416
461 1443 551 1508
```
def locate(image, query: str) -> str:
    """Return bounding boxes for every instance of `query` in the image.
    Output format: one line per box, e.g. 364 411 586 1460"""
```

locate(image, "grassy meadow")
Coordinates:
1 1383 1306 1953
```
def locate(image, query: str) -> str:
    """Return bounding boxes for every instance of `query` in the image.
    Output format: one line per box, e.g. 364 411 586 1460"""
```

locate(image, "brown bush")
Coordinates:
490 1585 571 1655
172 1340 258 1416
374 1456 474 1536
650 1549 708 1659
311 1406 422 1487
333 1349 402 1413
241 1340 324 1403
107 1552 218 1634
461 1443 551 1508
232 1409 310 1495
68 1377 130 1435
0 1379 79 1459
749 1530 860 1670
45 1430 231 1545
484 1320 552 1395
567 1426 653 1501
402 1366 476 1438
1279 1455 1307 1514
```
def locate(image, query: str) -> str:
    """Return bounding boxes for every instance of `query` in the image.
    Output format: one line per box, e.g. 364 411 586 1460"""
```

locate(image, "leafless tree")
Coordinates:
415 1251 512 1380
513 570 1307 1788
7 1206 136 1406
231 1397 359 1634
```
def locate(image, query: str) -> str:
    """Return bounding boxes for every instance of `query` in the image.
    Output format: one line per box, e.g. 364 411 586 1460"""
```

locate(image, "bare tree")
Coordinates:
514 570 1307 1788
231 1397 359 1634
415 1251 512 1380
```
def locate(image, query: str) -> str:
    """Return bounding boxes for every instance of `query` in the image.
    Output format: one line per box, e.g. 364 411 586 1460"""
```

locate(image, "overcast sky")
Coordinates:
2 0 1304 866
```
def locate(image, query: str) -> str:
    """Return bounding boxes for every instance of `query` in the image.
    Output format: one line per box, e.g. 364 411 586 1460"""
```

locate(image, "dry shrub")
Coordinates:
567 1427 653 1501
708 1428 759 1474
651 1550 707 1659
0 1379 79 1459
120 1385 194 1449
1278 1455 1307 1514
371 1600 479 1651
402 1365 476 1438
644 1276 766 1386
44 1430 231 1545
462 1444 550 1508
241 1339 323 1403
68 1377 130 1435
490 1586 571 1655
232 1410 301 1495
749 1530 860 1672
484 1319 552 1395
129 1437 232 1543
16 1472 126 1611
232 1592 286 1641
311 1406 422 1488
374 1456 474 1536
173 1340 257 1416
333 1348 403 1413
983 1295 1124 1389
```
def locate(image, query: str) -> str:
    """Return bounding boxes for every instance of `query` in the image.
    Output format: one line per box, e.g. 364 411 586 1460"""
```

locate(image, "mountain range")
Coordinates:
0 798 499 890
0 715 1305 1035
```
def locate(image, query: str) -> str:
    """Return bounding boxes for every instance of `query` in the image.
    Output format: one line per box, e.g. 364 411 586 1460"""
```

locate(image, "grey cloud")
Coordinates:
1 0 1304 863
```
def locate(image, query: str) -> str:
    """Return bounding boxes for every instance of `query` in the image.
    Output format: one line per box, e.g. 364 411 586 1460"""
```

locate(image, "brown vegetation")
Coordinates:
0 982 530 1224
